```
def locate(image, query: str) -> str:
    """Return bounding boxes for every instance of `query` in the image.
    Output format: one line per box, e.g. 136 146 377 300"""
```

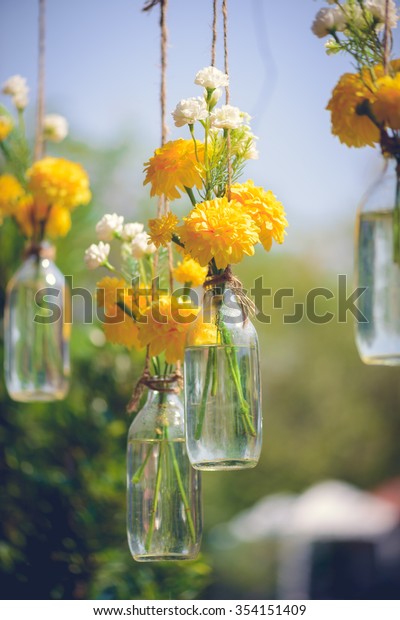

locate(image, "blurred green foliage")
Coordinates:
1 139 400 600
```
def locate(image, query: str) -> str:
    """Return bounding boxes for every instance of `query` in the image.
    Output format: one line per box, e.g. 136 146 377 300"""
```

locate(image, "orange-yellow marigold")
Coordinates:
178 197 259 270
143 139 204 200
173 255 208 286
148 212 179 248
96 276 141 349
373 73 400 130
45 205 72 238
230 180 288 251
0 115 13 141
0 174 26 218
27 157 91 210
138 295 198 363
327 72 380 147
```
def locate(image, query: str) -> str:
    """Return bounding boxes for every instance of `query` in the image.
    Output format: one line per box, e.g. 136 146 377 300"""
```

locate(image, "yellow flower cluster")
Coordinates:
27 157 91 210
0 174 25 220
178 186 287 270
143 139 204 200
96 277 142 349
0 116 13 141
0 157 91 239
148 212 179 248
230 180 288 251
179 197 259 269
138 295 198 363
173 255 208 286
327 61 400 147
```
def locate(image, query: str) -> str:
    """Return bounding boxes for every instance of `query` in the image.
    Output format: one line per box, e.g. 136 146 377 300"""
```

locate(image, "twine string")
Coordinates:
222 0 232 200
34 0 46 162
383 0 391 75
204 266 256 319
211 0 218 67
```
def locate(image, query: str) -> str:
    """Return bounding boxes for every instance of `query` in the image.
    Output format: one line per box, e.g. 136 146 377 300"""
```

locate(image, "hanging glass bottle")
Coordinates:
4 242 70 401
184 276 262 471
127 375 202 561
355 156 400 365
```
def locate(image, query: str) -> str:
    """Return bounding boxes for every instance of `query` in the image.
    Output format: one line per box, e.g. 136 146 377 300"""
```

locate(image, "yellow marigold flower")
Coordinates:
27 157 91 210
45 205 72 238
173 255 208 286
187 317 219 347
0 115 13 141
143 139 204 200
326 72 380 147
178 197 259 270
373 73 400 130
96 276 141 349
0 174 25 218
230 180 288 251
148 212 179 248
138 295 198 363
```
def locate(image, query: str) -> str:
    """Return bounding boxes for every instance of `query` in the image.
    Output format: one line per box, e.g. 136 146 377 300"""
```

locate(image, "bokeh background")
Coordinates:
1 0 400 601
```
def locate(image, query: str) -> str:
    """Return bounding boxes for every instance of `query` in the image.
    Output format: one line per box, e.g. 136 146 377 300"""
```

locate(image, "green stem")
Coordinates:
18 109 26 137
393 159 400 265
219 322 256 437
145 436 164 552
171 233 185 249
189 124 199 163
184 186 197 207
165 428 196 544
132 444 154 483
0 141 12 162
211 346 218 397
194 347 214 441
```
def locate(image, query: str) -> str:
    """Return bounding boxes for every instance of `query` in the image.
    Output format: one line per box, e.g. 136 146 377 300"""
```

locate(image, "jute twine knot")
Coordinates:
126 369 183 414
204 265 256 319
23 242 55 260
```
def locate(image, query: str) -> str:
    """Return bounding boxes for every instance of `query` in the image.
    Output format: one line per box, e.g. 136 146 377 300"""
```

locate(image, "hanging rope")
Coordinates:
383 0 391 75
34 0 46 162
222 0 232 200
128 0 182 413
211 0 218 67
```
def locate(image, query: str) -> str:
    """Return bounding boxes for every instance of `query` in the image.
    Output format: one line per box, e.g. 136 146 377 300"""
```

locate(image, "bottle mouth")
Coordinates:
146 375 180 393
24 241 56 260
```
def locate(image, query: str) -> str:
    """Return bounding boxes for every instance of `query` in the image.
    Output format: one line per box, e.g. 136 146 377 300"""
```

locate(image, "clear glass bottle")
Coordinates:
355 157 400 365
184 280 262 471
127 376 202 562
4 242 70 401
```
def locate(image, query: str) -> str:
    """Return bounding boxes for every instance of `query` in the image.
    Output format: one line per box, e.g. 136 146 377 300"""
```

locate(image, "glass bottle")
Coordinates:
184 279 262 471
4 242 70 401
355 156 400 365
127 376 202 562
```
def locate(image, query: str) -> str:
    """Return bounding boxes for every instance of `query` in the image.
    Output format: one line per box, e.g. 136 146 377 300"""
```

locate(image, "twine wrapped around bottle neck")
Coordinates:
203 265 256 319
23 241 56 261
126 368 183 414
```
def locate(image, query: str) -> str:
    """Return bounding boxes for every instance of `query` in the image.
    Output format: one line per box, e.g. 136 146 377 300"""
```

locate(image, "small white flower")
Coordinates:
210 105 244 130
311 7 345 37
172 97 208 127
130 232 155 259
195 66 229 89
43 114 68 142
208 87 222 108
121 222 144 241
12 92 29 110
84 242 110 270
364 0 398 28
96 213 124 241
2 75 28 96
233 125 259 160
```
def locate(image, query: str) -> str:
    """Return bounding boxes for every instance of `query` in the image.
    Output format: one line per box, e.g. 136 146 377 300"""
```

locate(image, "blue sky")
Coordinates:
1 0 398 262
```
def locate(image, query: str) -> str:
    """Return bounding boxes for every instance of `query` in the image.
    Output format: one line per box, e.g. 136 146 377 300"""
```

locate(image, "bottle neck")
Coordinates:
144 376 180 406
24 240 56 261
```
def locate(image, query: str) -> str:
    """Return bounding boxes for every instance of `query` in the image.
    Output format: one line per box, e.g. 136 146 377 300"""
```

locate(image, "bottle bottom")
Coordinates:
7 386 69 402
359 353 400 366
191 457 259 471
133 553 199 562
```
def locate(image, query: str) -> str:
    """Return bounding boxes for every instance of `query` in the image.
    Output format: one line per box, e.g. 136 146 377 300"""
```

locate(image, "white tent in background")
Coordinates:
225 480 399 543
212 480 400 599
